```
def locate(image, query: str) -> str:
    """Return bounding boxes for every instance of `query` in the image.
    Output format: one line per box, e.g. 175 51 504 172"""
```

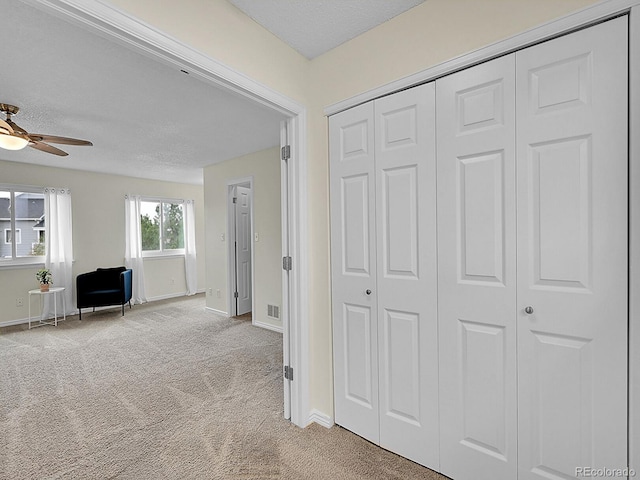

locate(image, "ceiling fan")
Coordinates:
0 103 92 156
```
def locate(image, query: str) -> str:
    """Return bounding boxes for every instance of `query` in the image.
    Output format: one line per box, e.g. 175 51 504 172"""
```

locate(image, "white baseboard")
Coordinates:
0 312 76 328
142 290 206 303
146 291 189 302
308 409 333 429
253 320 283 334
1 292 206 328
0 317 30 328
205 307 229 317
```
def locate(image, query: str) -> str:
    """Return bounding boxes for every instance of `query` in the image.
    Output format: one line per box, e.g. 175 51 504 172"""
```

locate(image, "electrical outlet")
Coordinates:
220 233 225 242
16 297 24 307
216 289 221 298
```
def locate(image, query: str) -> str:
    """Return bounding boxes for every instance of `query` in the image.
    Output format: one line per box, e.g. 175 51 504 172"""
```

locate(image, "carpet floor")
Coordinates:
0 295 446 479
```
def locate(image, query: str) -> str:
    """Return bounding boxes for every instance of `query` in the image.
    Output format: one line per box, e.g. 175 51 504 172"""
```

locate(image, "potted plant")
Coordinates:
36 268 52 292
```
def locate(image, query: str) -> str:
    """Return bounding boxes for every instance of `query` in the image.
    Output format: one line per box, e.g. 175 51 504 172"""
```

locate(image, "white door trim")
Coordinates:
226 178 254 319
284 113 310 427
27 0 310 428
281 120 292 420
630 4 640 472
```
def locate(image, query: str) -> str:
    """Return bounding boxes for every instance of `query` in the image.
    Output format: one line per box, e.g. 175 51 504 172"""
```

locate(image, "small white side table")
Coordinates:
28 287 66 329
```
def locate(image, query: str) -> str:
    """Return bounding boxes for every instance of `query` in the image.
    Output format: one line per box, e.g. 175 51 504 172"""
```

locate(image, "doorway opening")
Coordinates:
37 0 310 428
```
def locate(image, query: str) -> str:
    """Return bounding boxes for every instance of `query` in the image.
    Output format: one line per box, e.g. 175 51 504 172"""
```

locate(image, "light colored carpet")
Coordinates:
0 295 446 479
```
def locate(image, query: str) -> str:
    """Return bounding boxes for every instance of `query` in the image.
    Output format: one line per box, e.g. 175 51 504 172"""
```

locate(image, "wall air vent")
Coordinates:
267 304 280 319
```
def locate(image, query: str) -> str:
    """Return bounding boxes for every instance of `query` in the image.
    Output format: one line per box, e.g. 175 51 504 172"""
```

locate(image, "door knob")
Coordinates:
524 306 534 314
365 289 372 296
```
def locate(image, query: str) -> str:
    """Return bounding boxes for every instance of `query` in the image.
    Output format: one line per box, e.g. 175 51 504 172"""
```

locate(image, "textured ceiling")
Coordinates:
228 0 426 59
3 0 427 185
2 1 286 185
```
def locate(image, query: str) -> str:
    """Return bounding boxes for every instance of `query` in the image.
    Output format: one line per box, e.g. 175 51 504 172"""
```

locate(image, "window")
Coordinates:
140 199 184 255
5 228 21 244
0 188 46 262
32 228 46 256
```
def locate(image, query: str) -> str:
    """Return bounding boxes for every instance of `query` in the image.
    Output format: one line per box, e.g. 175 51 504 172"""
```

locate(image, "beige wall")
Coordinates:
203 147 282 330
107 0 309 105
61 0 601 417
0 159 205 324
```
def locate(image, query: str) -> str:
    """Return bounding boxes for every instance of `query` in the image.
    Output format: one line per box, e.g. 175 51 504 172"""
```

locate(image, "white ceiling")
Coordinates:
228 0 426 59
3 0 426 185
229 0 425 59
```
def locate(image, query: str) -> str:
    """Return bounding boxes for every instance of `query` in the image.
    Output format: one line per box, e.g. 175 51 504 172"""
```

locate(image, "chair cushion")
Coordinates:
96 267 126 288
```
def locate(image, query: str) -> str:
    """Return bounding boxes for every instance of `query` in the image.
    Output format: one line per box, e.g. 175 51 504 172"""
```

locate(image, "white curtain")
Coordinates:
125 194 147 304
43 187 74 317
184 199 197 295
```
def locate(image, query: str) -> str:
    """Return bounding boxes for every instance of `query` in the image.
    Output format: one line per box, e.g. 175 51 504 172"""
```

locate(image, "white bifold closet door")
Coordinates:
437 53 518 480
437 17 628 480
515 17 628 480
330 100 379 444
330 83 439 469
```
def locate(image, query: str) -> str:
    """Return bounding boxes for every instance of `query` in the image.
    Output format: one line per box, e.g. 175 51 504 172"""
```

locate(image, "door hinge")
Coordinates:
282 256 292 271
284 365 294 381
234 291 239 298
232 197 237 204
281 145 291 161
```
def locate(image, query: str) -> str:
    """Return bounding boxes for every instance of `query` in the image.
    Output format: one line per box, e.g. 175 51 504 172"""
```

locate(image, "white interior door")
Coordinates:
235 185 252 316
330 101 379 444
436 54 518 480
516 18 628 480
374 83 439 469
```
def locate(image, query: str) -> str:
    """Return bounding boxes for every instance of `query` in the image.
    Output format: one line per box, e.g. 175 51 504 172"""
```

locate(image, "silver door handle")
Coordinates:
524 306 534 314
365 289 372 296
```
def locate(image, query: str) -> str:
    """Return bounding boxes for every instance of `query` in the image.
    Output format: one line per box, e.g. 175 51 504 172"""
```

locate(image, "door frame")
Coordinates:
325 0 640 468
30 0 309 428
226 178 254 319
630 5 640 472
281 120 292 420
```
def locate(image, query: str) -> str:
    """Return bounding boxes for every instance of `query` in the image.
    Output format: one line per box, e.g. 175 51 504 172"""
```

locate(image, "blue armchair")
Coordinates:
76 267 132 319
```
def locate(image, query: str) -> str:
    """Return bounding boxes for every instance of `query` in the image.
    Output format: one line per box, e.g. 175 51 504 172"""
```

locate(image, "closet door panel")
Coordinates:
437 54 517 480
516 17 628 480
330 102 380 444
375 83 439 469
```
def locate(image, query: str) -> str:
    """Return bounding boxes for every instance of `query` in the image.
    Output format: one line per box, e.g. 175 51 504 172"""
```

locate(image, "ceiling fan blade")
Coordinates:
6 119 28 135
28 134 93 146
29 141 69 156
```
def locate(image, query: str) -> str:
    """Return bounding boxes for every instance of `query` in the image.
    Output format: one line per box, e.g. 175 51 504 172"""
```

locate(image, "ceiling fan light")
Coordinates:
0 118 14 136
0 132 29 150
